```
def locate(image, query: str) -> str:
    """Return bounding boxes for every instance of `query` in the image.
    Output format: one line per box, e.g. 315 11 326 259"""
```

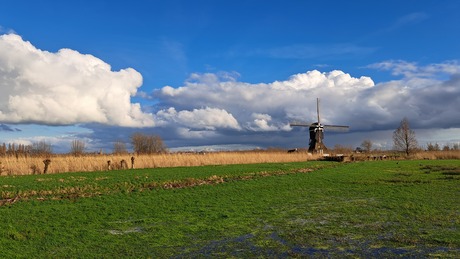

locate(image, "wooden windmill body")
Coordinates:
290 98 349 154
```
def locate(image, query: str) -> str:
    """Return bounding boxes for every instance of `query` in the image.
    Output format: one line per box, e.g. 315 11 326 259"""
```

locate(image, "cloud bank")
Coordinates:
0 34 154 127
146 61 460 149
154 70 375 132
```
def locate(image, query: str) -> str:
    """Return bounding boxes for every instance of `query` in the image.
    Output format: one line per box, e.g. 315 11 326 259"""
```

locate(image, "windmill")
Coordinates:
290 98 349 154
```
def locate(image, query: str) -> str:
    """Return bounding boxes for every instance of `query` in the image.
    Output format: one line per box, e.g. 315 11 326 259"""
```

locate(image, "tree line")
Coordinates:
359 117 459 155
70 133 168 156
0 141 53 157
0 133 167 157
1 120 457 157
112 133 167 155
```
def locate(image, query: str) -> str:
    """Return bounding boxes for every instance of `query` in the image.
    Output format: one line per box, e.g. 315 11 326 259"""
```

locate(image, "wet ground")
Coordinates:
174 231 459 258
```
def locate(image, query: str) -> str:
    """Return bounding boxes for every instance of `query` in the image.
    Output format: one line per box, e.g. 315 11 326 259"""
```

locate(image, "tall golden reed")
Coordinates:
1 150 458 176
0 151 320 176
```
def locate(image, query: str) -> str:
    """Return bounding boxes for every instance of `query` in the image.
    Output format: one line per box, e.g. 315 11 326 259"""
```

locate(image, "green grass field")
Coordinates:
0 160 459 257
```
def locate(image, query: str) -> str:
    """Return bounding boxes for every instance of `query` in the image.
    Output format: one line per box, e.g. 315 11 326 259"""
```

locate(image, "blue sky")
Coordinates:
1 0 460 152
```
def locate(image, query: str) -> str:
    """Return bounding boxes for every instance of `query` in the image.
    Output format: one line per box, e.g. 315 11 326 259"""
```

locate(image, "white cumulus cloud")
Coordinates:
0 34 154 127
246 113 289 132
154 63 460 140
155 70 376 132
155 107 241 130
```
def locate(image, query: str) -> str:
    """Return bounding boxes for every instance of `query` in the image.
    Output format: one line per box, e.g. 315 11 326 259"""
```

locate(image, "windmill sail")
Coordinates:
323 125 349 130
317 98 321 125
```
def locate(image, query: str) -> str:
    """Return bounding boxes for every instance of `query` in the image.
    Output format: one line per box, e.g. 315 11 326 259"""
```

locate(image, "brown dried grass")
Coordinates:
0 151 320 176
348 150 460 161
1 150 458 176
412 150 460 160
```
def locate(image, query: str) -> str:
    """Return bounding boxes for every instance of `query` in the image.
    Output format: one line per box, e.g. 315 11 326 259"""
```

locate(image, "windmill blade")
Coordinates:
323 125 350 131
316 98 320 124
290 122 312 127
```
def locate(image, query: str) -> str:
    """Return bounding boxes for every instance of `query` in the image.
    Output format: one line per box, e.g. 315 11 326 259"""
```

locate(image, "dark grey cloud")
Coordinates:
0 124 21 132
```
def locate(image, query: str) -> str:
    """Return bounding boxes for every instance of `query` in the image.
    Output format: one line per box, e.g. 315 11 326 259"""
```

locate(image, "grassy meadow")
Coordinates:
0 159 459 257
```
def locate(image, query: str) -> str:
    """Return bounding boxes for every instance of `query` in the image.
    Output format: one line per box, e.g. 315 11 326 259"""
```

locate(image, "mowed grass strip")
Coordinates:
0 160 459 257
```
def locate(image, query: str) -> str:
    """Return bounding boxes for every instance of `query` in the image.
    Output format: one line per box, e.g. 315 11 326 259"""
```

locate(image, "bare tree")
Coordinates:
360 140 373 153
442 144 450 151
70 139 85 156
113 141 128 155
0 143 6 156
427 142 440 151
393 118 418 156
131 133 167 155
31 141 53 156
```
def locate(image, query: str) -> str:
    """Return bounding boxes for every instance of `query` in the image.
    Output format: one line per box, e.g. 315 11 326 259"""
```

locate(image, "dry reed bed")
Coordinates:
1 150 459 176
0 152 320 176
349 150 460 161
412 150 460 160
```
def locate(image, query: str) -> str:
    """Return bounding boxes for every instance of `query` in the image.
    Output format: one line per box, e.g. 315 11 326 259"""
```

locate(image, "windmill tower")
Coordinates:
290 98 349 154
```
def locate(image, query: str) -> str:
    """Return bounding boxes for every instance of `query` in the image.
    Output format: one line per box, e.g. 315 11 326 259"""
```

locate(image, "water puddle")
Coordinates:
108 227 143 235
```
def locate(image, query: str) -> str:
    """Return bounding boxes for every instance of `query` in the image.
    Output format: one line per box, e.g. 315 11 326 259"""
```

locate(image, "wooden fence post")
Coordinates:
131 156 135 169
